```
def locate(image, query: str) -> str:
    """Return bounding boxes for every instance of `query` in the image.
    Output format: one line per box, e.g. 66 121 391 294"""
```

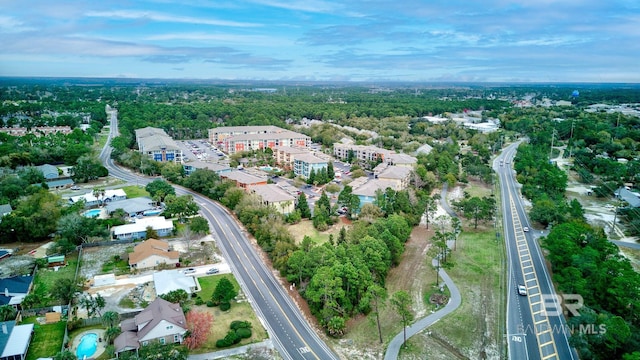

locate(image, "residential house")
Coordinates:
220 170 267 189
0 321 34 360
293 153 328 179
153 270 198 296
249 184 296 215
111 217 174 240
129 239 180 270
36 164 74 189
0 275 34 309
135 127 183 163
105 197 159 218
69 189 127 207
114 298 187 357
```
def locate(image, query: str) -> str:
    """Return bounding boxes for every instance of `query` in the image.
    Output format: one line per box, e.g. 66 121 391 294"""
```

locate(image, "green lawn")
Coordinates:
32 253 79 307
101 256 130 275
23 317 66 360
189 274 268 354
423 230 504 359
122 185 150 198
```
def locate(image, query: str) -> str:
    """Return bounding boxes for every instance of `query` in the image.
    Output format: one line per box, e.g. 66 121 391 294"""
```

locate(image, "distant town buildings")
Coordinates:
0 126 73 137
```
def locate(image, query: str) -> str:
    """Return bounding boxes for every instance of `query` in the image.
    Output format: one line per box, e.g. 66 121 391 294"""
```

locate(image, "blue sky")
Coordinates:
1 0 639 82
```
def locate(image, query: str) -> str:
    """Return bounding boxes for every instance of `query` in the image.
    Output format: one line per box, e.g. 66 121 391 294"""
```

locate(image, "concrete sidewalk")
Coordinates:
188 339 274 360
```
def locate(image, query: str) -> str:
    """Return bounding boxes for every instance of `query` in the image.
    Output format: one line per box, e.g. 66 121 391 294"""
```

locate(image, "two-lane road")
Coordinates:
100 110 339 360
498 143 576 360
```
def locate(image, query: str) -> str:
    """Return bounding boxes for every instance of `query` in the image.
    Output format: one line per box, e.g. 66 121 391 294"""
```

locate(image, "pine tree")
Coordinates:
296 192 312 218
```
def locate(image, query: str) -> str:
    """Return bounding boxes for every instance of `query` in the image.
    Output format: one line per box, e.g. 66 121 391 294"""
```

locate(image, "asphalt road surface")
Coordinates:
498 142 577 360
100 109 339 360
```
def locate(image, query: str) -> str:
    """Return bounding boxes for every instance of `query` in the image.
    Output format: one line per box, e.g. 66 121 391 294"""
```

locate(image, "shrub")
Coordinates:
235 327 252 339
206 300 214 307
194 297 204 306
220 301 231 311
215 330 239 348
230 320 251 330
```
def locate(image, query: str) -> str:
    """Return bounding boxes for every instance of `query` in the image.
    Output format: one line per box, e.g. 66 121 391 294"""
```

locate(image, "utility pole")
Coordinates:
568 119 575 158
549 129 557 161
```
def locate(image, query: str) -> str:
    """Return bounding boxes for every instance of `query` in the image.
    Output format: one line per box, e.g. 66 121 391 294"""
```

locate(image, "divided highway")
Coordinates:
100 109 340 360
498 142 577 360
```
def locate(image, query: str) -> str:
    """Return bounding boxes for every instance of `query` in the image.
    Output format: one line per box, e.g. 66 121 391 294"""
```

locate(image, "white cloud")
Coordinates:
0 15 35 33
85 10 261 28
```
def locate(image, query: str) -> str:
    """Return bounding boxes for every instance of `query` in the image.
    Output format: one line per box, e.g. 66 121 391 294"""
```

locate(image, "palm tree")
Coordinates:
92 187 105 206
105 326 122 345
0 305 17 321
102 311 119 328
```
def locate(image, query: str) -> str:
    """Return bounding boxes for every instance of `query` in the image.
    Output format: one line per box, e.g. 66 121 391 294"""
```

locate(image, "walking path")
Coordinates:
384 183 462 360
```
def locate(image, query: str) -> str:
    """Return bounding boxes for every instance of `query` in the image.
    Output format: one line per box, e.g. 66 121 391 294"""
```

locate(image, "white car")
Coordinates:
523 227 529 232
184 268 196 274
518 285 527 296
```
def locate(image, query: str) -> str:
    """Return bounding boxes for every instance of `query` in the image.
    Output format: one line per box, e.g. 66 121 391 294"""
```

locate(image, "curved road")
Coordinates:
498 142 576 360
384 183 462 360
100 109 339 360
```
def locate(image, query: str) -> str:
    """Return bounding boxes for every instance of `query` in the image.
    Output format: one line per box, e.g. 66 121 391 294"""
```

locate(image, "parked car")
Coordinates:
184 268 196 274
518 284 527 296
70 185 80 190
206 268 220 275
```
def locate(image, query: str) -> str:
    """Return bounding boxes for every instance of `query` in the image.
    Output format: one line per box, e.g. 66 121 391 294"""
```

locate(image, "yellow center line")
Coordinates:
508 194 559 360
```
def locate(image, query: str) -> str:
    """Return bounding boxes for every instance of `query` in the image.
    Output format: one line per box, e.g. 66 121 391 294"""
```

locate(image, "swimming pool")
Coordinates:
143 209 162 216
83 209 102 218
76 332 98 359
260 166 274 172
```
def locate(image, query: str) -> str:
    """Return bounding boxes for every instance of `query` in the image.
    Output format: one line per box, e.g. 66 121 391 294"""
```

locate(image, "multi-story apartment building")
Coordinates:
273 146 309 170
333 143 393 164
293 153 328 179
208 126 310 155
135 127 183 163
